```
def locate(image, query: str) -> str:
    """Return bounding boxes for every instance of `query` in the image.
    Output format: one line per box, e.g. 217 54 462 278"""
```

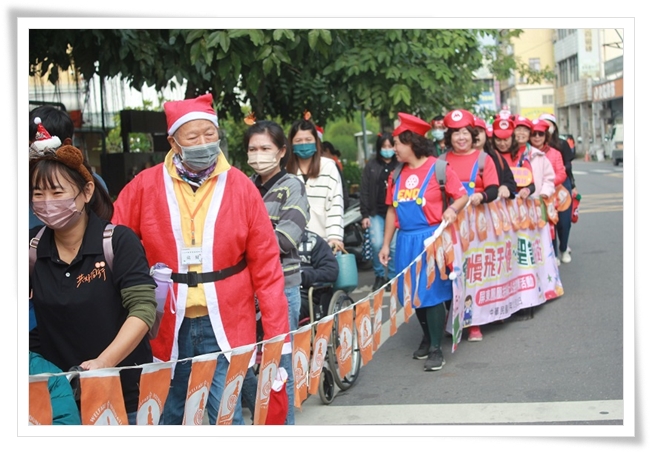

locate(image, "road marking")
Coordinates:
294 399 624 425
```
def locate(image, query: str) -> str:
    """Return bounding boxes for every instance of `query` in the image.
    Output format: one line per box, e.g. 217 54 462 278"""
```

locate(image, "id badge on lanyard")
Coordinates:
180 247 203 265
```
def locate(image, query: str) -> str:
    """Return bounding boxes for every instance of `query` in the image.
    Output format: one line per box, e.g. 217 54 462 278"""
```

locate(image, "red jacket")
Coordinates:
542 145 567 187
112 156 289 365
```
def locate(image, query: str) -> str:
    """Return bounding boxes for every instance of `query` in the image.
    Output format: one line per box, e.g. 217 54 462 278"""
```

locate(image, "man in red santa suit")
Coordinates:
112 93 289 425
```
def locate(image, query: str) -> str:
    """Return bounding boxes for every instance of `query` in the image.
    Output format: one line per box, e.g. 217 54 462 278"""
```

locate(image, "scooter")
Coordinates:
343 194 373 271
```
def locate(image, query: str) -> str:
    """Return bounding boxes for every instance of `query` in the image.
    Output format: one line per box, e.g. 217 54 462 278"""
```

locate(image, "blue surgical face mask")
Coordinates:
174 139 221 172
292 142 317 159
380 148 395 159
432 129 445 141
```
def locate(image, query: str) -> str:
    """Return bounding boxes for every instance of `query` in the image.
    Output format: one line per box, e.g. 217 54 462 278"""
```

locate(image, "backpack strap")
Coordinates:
102 224 116 271
477 150 487 179
29 226 47 276
391 162 404 183
30 224 116 275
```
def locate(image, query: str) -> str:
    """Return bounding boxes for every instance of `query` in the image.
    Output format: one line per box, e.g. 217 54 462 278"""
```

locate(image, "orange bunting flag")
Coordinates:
526 197 537 230
217 345 255 425
403 266 413 321
292 325 312 410
488 201 503 236
475 204 489 241
29 376 52 425
442 227 456 266
308 316 334 396
517 196 530 229
254 334 286 425
336 307 355 378
182 353 218 425
413 258 422 309
457 207 470 251
466 204 476 241
136 361 173 425
372 289 385 351
507 199 520 231
554 184 572 212
79 368 128 425
425 241 437 289
544 196 559 224
535 198 547 228
435 235 448 280
499 199 512 232
389 281 398 336
355 299 374 366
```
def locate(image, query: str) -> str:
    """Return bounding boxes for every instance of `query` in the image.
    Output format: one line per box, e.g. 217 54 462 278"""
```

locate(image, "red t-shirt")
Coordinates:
386 156 467 228
442 150 499 192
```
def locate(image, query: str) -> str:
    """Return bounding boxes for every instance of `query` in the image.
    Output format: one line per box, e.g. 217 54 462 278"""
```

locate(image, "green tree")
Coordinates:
30 29 528 129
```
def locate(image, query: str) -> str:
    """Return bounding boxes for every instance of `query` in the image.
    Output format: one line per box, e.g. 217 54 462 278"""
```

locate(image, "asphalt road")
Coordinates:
293 159 629 432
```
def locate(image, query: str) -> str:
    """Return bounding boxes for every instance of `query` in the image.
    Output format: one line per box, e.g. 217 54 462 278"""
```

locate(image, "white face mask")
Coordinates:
248 150 280 176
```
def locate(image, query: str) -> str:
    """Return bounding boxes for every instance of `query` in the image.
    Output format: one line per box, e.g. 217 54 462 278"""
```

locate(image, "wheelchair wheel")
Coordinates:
318 364 335 405
327 290 362 391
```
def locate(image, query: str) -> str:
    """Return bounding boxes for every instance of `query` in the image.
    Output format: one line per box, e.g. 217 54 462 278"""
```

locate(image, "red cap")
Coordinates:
486 124 493 138
164 93 219 135
473 117 487 131
513 115 532 130
492 118 515 139
444 109 474 129
531 118 549 133
393 112 432 137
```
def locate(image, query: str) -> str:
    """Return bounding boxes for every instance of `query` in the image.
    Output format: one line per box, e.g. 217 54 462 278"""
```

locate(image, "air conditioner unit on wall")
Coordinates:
599 109 611 119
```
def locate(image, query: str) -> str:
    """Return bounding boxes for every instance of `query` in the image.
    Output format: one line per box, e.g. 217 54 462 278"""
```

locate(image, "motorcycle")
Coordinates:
342 193 373 271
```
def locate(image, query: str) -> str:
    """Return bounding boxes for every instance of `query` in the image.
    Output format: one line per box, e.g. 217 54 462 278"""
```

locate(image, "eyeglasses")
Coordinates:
531 131 546 137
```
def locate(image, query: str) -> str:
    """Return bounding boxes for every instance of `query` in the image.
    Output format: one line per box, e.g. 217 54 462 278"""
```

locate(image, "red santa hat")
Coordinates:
164 93 219 135
315 125 324 141
29 117 62 155
393 112 432 137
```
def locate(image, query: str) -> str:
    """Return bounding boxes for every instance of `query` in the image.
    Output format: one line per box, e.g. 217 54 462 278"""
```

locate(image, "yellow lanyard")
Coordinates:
177 178 216 245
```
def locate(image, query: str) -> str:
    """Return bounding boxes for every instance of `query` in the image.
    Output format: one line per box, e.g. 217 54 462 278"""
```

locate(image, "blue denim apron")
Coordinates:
393 161 452 308
462 160 480 196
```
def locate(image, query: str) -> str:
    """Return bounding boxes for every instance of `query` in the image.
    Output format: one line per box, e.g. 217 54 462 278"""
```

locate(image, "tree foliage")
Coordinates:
29 28 527 130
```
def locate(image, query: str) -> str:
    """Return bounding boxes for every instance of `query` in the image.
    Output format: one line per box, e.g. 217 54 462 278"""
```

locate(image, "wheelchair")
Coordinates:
299 280 362 405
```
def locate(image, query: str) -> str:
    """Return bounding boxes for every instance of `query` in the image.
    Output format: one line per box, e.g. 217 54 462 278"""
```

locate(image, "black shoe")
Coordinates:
424 347 445 371
372 276 387 292
412 335 430 360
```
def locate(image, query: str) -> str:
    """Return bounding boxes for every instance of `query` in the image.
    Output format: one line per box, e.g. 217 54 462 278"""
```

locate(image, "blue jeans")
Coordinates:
160 316 244 425
369 215 397 279
554 178 573 255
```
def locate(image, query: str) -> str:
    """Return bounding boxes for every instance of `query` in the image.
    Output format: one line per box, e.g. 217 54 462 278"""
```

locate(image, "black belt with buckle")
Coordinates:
171 257 247 287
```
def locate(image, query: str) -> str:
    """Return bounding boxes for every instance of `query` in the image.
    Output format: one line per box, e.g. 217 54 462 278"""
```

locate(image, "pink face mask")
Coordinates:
32 194 85 230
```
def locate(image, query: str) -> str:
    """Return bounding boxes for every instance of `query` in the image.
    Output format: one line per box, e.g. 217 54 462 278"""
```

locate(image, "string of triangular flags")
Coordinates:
29 194 566 425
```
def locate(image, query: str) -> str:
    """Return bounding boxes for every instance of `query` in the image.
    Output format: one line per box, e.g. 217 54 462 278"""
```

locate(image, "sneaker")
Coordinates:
467 325 483 342
555 257 561 267
561 251 572 263
412 335 430 360
567 246 572 254
424 347 445 371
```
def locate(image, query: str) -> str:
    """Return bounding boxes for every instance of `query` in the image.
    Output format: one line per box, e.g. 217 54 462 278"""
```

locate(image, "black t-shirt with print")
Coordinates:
29 211 153 413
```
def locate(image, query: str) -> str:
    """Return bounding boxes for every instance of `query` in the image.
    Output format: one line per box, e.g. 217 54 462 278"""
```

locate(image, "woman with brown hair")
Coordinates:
286 115 345 251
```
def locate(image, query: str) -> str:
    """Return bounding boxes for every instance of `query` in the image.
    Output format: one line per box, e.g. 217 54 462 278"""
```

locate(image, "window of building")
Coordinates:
557 55 579 86
542 94 553 105
529 58 541 71
585 29 592 52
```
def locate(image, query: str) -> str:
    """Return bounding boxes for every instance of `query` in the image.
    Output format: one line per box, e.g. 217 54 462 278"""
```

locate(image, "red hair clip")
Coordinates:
244 112 256 126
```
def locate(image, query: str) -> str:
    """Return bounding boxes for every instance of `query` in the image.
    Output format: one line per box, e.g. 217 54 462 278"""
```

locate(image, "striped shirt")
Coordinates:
252 170 310 288
296 157 345 242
